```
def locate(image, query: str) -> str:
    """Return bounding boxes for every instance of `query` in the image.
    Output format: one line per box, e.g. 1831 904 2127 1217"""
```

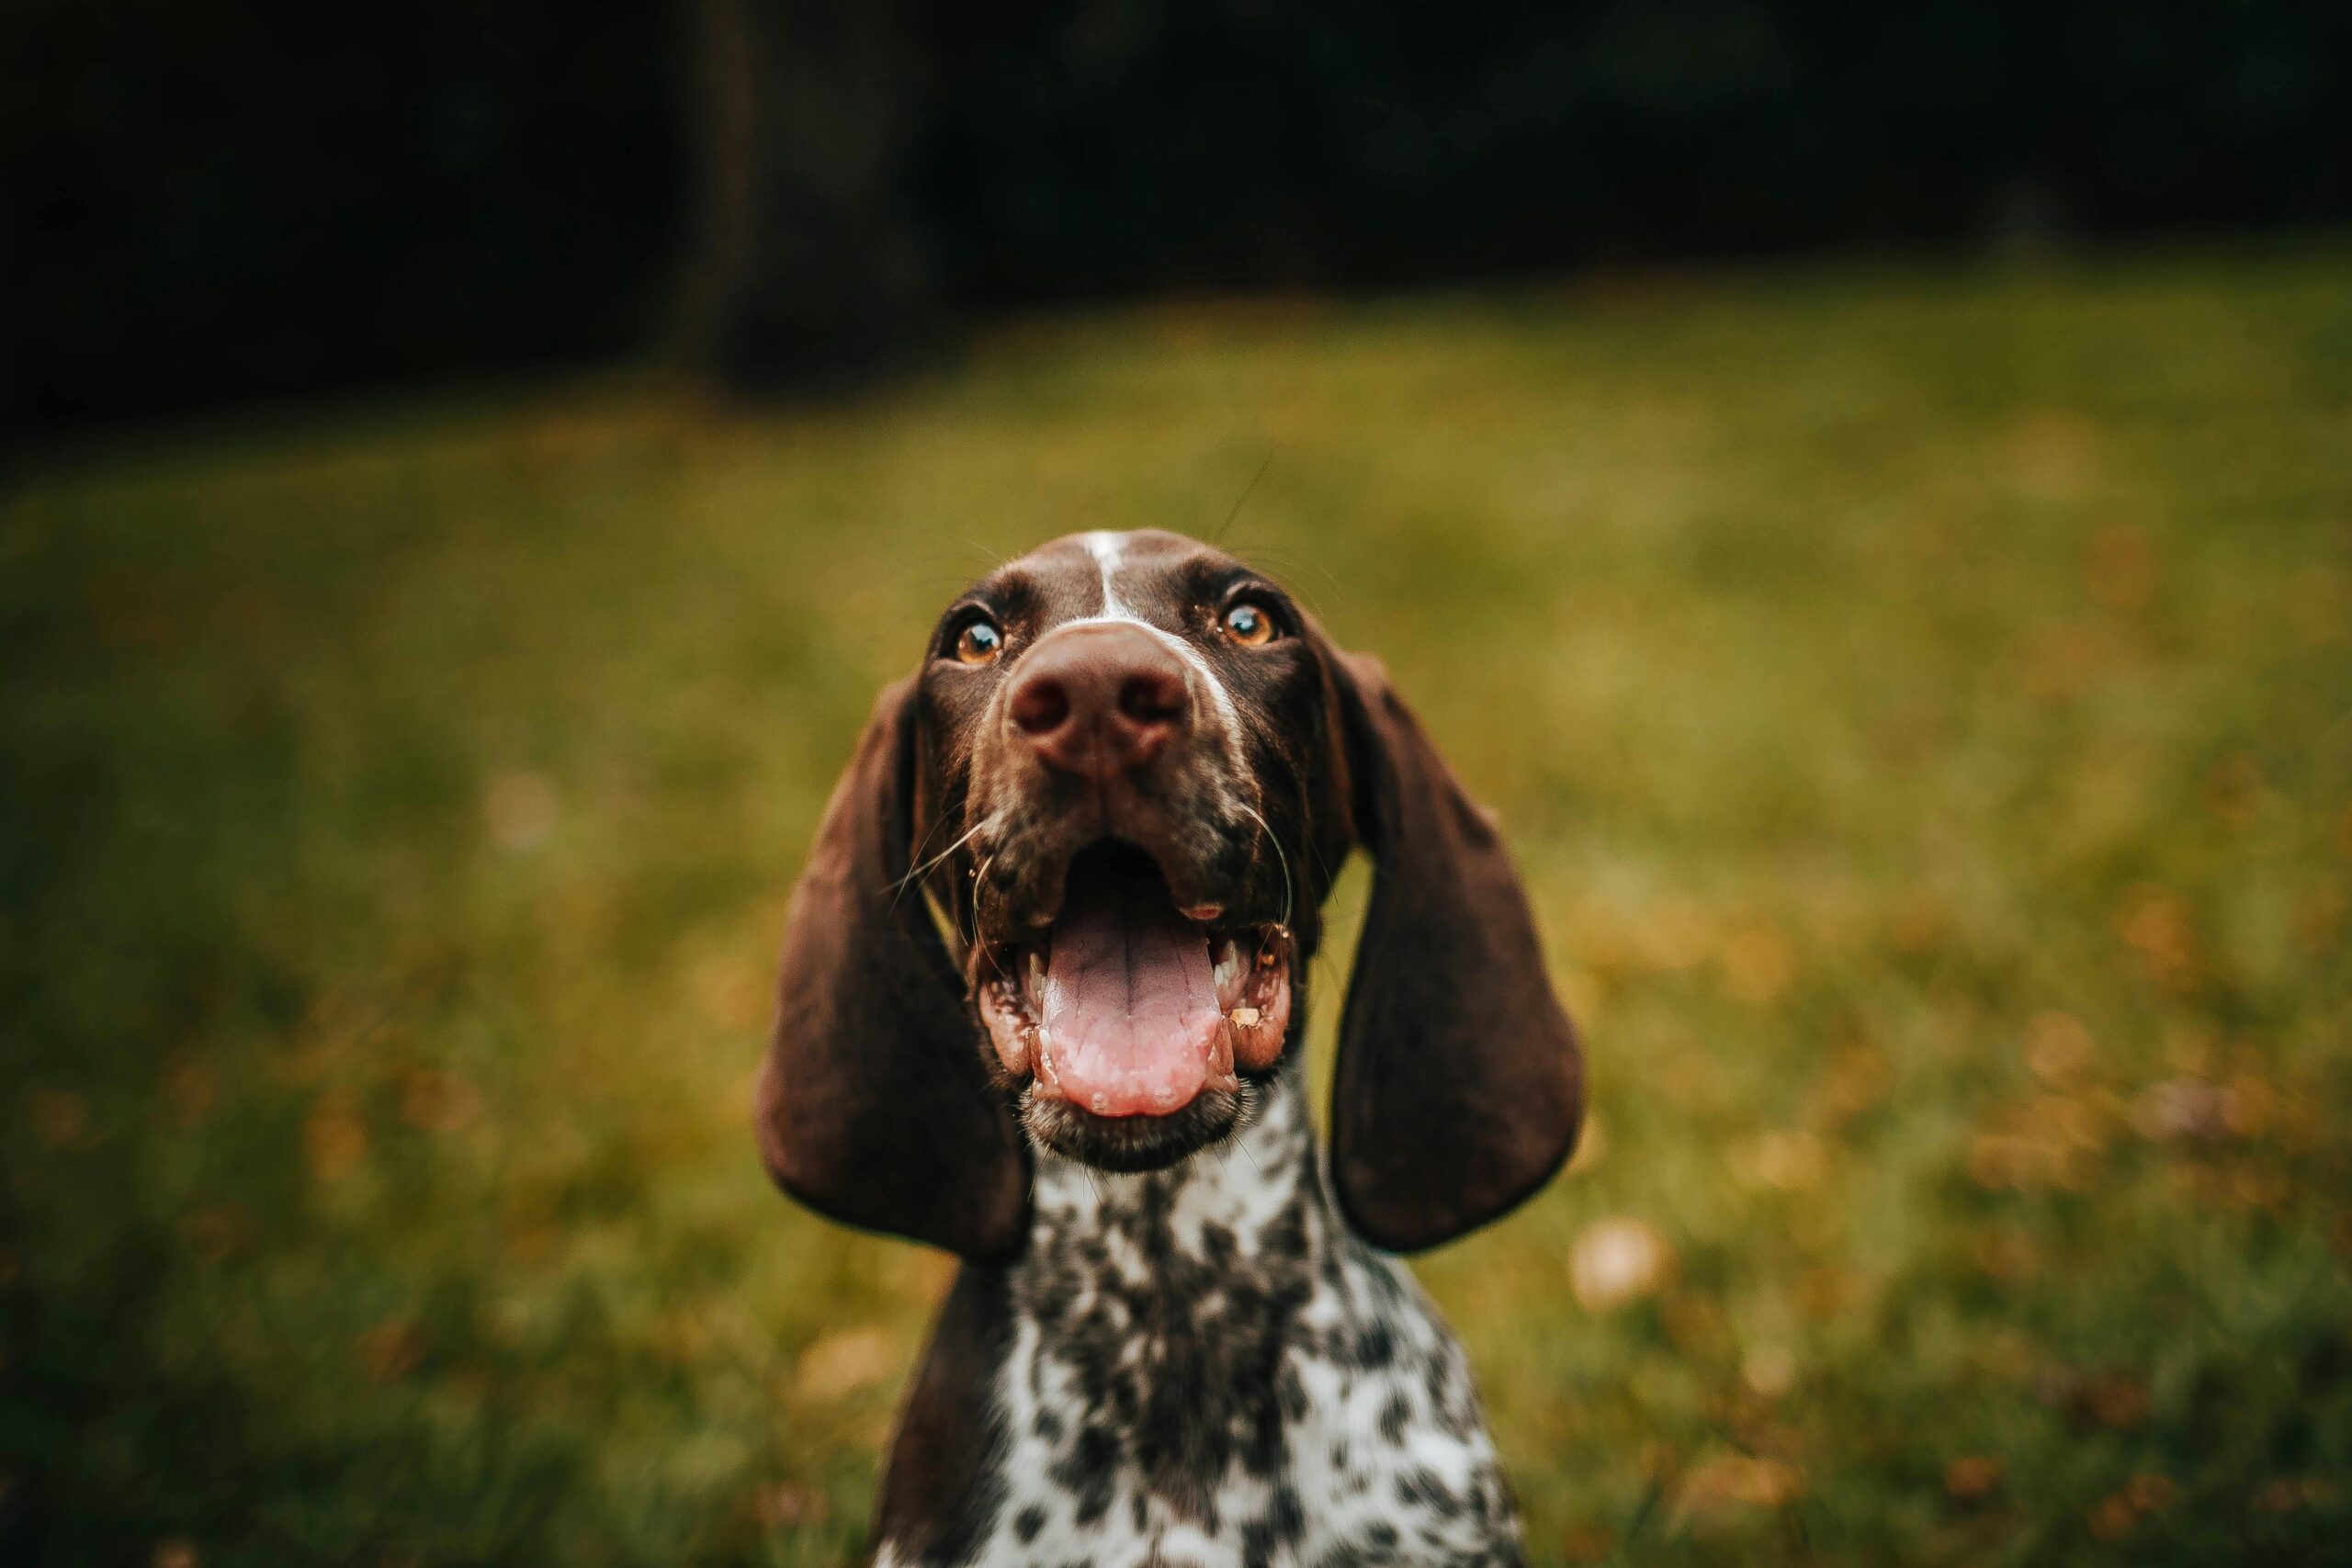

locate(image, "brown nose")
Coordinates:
1007 623 1192 780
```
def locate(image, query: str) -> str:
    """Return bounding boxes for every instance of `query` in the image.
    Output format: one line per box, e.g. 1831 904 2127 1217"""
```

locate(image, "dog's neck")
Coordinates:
937 1061 1526 1563
1025 1064 1325 1263
875 1050 1530 1562
999 1063 1344 1537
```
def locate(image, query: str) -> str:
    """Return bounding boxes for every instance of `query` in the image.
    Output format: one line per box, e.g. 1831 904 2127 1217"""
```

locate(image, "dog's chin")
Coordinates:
1022 1082 1252 1172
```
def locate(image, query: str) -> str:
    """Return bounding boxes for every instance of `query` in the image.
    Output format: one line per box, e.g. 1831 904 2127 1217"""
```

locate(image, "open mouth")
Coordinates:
976 840 1292 1168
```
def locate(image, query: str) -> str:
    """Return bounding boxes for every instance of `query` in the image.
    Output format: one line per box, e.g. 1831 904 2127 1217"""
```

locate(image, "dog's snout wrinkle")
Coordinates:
1006 622 1193 783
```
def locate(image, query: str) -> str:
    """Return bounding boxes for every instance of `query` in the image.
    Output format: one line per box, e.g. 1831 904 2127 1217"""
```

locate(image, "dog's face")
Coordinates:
913 531 1343 1170
758 530 1581 1258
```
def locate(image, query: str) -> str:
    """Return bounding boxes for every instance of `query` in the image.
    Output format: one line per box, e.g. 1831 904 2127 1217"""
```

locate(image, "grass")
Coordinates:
5 245 2350 1566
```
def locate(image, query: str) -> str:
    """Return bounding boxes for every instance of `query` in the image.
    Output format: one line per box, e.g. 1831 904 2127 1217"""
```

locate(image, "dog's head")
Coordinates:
756 530 1581 1258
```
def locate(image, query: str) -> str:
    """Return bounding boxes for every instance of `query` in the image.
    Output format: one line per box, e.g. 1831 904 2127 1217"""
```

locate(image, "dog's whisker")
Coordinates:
1222 541 1340 618
954 536 1010 571
967 852 1000 967
899 806 953 888
1263 741 1340 892
1209 446 1276 547
888 820 985 905
1238 803 1293 931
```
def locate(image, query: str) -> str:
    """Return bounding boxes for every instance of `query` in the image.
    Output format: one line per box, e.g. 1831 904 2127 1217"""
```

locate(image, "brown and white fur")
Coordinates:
756 531 1583 1565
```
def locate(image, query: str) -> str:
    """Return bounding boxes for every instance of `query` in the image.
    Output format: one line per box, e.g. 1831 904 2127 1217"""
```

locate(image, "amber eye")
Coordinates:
1221 600 1279 647
953 618 1003 665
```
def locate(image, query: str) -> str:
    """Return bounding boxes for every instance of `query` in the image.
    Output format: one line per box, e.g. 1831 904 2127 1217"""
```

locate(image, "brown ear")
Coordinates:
754 678 1029 1259
1323 648 1583 1252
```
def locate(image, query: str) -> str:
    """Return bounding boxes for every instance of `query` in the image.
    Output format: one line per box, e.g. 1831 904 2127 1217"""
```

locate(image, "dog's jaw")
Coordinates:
965 838 1295 1171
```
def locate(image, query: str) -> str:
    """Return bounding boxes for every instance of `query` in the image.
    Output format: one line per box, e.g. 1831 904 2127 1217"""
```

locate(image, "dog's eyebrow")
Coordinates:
937 570 1043 636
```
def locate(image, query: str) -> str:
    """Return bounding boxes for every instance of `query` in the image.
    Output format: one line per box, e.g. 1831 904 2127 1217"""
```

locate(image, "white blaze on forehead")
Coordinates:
1081 529 1135 617
1064 531 1246 741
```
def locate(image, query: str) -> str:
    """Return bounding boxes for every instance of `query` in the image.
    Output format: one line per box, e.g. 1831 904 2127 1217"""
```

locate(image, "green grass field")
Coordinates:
6 249 2350 1566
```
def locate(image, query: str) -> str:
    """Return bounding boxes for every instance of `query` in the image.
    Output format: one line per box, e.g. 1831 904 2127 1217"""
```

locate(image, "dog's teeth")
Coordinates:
1213 938 1243 1008
1230 1006 1261 1027
1025 951 1046 1004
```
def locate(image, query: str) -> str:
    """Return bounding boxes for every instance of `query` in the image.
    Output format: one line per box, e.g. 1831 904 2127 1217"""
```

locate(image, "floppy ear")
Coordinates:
754 677 1030 1259
1321 647 1583 1252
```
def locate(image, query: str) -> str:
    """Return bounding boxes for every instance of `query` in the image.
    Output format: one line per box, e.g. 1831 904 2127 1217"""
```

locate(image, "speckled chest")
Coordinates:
876 1076 1523 1568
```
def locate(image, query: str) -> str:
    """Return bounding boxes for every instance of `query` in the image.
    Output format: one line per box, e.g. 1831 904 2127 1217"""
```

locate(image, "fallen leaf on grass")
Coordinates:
1727 1129 1826 1193
2116 886 2199 989
795 1326 901 1401
28 1089 87 1149
1675 1452 1804 1518
2024 1011 2095 1083
357 1319 424 1383
752 1482 827 1529
304 1097 368 1179
1560 1522 1613 1562
399 1068 482 1134
1740 1346 1797 1399
482 770 559 850
1719 925 1796 1004
1945 1455 2003 1503
1570 1218 1674 1313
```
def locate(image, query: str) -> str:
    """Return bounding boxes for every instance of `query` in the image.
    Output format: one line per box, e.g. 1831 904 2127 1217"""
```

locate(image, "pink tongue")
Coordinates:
1039 876 1222 1118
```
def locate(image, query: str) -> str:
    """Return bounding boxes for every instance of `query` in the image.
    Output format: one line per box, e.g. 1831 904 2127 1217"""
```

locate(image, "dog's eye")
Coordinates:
1221 600 1279 647
953 618 1003 665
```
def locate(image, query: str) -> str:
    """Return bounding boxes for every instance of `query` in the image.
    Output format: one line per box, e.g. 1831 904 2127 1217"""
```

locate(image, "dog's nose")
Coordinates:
1008 623 1192 780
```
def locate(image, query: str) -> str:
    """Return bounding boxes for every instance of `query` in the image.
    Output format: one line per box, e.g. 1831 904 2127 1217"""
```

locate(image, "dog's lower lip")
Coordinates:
1024 1086 1248 1172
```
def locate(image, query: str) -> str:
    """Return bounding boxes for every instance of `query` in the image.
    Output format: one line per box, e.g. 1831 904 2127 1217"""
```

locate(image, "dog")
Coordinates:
757 529 1583 1564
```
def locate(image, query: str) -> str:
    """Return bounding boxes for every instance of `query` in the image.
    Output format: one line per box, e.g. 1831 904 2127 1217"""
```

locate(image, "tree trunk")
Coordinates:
672 0 933 391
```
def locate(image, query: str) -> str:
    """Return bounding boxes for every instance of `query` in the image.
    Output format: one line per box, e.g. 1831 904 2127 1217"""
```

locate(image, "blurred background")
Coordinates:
4 3 2349 1564
13 0 2352 431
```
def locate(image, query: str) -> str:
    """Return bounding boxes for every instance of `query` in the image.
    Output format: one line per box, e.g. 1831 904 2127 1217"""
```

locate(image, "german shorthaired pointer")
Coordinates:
757 530 1584 1564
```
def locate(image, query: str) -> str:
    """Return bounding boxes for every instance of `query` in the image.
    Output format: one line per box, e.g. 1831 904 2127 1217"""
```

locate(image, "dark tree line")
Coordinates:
9 0 2351 432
